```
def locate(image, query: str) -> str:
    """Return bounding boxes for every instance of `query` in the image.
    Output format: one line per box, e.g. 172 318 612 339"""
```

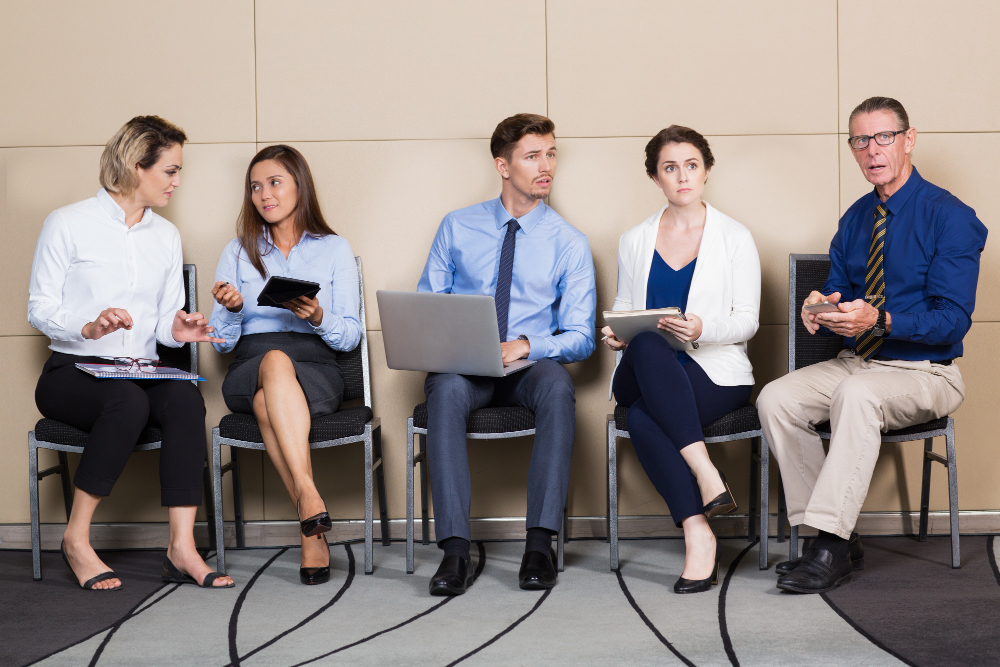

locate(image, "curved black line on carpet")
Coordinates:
232 544 356 665
86 583 183 667
988 536 1000 587
820 593 917 667
226 547 288 667
288 542 489 667
445 588 551 665
718 538 757 667
615 569 696 666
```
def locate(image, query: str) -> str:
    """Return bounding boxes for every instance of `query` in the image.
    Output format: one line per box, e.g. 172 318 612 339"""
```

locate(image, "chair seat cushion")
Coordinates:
218 406 374 444
814 417 950 438
33 418 163 448
412 403 535 434
614 404 761 438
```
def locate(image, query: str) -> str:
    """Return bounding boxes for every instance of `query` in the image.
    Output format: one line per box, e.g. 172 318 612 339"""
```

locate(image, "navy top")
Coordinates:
646 251 696 364
822 167 988 361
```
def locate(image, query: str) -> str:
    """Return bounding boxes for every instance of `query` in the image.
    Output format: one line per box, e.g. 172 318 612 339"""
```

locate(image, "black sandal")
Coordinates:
61 540 122 591
162 555 234 589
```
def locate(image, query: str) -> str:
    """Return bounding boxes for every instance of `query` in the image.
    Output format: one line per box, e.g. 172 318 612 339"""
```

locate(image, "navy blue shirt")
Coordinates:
646 252 696 364
822 167 987 361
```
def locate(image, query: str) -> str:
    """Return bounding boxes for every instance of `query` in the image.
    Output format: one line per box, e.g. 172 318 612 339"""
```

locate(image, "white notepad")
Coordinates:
75 363 205 381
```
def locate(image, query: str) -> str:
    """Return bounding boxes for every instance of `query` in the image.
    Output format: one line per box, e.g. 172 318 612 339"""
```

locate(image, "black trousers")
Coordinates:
35 352 207 506
612 332 752 525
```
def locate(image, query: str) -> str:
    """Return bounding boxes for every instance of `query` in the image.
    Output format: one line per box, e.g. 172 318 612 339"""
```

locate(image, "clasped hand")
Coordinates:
801 291 878 337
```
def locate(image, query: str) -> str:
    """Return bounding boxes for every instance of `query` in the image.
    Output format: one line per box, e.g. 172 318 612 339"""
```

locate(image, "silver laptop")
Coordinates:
376 291 535 377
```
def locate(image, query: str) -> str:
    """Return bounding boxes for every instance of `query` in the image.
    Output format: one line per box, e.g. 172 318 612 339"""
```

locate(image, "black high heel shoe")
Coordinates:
300 533 331 585
674 543 721 594
703 470 738 518
298 501 332 537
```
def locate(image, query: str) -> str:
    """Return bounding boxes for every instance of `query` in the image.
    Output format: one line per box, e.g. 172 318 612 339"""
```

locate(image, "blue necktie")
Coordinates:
495 219 520 342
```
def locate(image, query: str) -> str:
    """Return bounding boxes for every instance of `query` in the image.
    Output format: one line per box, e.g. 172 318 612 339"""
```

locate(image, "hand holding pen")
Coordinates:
212 281 244 313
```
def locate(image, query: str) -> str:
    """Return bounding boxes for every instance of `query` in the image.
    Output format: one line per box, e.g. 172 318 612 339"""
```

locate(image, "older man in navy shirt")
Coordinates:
758 97 987 594
417 113 596 596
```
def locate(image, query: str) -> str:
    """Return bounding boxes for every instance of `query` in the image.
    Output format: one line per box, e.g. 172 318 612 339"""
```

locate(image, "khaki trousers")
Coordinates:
756 350 964 539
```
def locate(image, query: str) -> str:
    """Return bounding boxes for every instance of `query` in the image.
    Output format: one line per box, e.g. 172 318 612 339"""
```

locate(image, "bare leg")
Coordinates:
62 488 121 590
679 441 727 505
165 506 234 586
680 514 717 580
253 350 329 568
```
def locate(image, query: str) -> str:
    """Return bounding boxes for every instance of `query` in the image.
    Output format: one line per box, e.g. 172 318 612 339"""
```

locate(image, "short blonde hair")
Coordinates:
99 116 187 196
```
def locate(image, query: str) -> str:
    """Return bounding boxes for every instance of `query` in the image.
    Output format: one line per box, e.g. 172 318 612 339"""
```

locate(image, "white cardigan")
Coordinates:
612 201 761 387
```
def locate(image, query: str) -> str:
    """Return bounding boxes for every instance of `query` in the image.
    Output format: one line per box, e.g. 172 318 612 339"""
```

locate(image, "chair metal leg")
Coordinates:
419 433 430 545
919 437 934 542
373 424 390 547
231 448 245 548
557 506 566 572
945 422 960 568
364 426 374 574
777 479 787 543
57 451 73 519
29 436 42 581
748 437 758 543
212 430 226 574
203 463 215 551
406 419 415 574
789 524 799 561
759 435 770 570
608 418 620 571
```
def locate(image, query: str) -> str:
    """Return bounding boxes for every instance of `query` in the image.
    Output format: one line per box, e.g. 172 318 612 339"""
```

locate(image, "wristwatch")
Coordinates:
871 307 887 337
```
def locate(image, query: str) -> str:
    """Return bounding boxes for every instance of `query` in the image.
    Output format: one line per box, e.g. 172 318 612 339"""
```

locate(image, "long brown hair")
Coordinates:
236 144 336 278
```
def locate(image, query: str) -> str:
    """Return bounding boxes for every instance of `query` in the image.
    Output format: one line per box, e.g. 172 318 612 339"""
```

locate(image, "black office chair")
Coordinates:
784 254 960 568
27 264 211 580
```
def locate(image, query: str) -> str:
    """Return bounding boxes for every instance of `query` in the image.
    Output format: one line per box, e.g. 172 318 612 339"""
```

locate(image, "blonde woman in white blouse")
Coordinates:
28 116 233 591
602 126 760 593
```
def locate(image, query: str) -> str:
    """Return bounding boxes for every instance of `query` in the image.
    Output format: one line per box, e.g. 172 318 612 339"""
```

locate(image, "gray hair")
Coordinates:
848 96 910 133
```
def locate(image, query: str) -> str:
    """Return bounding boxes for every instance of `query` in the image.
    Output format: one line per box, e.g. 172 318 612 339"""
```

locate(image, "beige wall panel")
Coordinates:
286 140 499 330
838 1 1000 133
550 136 840 328
839 133 1000 321
254 1 546 142
547 0 838 137
1 1 256 146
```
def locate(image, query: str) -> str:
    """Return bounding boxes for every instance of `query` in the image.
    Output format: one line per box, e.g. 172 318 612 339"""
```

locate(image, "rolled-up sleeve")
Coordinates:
209 240 245 353
312 241 362 352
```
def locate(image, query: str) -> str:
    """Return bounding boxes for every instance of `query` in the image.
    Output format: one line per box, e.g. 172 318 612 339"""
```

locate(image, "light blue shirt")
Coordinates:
417 197 596 364
210 233 362 353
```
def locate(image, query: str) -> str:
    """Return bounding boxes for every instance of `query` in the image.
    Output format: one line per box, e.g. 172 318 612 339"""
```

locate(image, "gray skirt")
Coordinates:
222 332 344 418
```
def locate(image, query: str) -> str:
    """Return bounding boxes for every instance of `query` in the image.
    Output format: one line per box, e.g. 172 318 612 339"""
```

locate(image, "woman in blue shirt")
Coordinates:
210 145 362 585
603 126 760 593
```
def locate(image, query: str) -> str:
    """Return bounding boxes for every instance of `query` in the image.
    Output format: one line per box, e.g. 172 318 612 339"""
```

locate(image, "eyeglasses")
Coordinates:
113 357 160 372
847 130 905 151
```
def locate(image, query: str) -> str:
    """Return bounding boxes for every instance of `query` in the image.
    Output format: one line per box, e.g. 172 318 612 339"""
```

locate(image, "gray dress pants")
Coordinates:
424 358 576 543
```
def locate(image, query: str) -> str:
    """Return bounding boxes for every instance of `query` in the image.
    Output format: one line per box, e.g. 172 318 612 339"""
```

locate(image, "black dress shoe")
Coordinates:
519 548 557 590
776 546 852 594
703 471 738 518
775 532 864 575
429 555 474 596
300 534 332 585
673 543 721 594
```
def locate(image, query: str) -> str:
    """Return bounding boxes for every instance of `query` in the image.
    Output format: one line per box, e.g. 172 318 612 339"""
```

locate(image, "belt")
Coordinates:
868 355 953 365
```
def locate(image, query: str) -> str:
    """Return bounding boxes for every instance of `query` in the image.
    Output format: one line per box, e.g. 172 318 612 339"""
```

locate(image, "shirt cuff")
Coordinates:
525 334 547 361
887 311 912 340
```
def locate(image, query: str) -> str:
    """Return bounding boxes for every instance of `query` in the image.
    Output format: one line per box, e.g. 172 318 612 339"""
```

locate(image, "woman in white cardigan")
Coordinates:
603 126 761 593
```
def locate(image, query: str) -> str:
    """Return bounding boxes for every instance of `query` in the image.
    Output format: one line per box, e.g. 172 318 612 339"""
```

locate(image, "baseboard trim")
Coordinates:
2 511 998 550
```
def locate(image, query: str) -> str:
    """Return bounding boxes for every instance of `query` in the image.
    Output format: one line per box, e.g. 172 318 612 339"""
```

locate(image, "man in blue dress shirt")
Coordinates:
758 97 987 594
417 113 596 596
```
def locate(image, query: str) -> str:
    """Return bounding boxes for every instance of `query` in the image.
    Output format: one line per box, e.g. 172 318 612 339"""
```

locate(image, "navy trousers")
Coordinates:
613 332 752 525
424 358 575 543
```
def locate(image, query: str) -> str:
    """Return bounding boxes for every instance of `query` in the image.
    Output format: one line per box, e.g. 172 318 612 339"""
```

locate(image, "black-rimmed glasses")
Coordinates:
847 130 905 150
113 357 160 372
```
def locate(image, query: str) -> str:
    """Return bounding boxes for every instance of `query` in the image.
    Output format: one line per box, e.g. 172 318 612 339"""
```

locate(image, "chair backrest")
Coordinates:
788 254 845 373
333 256 372 407
156 263 198 374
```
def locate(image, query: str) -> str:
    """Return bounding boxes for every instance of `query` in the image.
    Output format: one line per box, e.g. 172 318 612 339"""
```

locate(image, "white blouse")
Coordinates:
27 188 184 359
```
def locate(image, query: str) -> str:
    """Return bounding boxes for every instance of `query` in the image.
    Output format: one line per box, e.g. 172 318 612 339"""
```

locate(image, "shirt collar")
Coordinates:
877 166 923 216
96 188 153 228
493 196 547 234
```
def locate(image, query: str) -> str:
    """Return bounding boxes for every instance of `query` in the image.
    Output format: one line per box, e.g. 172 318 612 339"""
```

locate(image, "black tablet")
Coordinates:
257 276 321 308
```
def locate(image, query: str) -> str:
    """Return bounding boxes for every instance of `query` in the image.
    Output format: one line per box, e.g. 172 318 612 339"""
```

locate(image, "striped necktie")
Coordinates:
854 204 887 360
495 219 520 342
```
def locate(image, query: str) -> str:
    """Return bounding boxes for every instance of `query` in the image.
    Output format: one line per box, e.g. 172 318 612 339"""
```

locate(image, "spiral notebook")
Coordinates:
75 363 206 381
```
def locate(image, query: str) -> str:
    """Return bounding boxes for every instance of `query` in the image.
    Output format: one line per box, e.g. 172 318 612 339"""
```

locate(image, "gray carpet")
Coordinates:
2 536 997 666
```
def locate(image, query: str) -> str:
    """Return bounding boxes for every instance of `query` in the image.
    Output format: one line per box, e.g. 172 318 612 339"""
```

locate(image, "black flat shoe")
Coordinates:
61 540 122 591
298 502 332 538
703 471 738 518
775 532 865 575
674 543 721 594
519 548 557 590
429 554 474 596
776 546 852 594
300 534 331 585
162 555 235 589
